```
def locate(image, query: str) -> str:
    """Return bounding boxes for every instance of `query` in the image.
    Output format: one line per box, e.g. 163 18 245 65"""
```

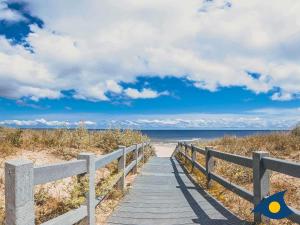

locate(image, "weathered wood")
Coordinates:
34 160 87 185
41 205 87 225
253 151 270 224
125 160 136 175
125 155 143 175
138 154 143 163
179 150 192 162
125 145 136 154
191 144 196 172
209 149 253 168
179 150 207 175
141 142 145 163
136 143 143 149
117 146 126 190
205 147 214 189
184 143 188 163
95 149 123 169
176 142 300 224
78 153 96 225
5 160 34 225
193 145 206 155
262 156 300 178
193 160 206 175
210 172 254 202
134 144 138 173
108 157 245 225
4 142 148 225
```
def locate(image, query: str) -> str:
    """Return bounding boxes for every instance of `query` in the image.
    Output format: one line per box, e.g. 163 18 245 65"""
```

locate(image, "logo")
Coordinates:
253 191 294 219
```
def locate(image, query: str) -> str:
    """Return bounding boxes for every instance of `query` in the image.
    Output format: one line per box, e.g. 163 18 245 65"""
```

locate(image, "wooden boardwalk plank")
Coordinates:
107 157 250 225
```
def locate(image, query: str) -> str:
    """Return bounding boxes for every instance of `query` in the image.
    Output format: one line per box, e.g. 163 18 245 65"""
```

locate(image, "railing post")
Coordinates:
134 144 138 173
141 143 145 164
205 147 214 189
78 153 96 225
5 159 34 225
253 151 270 224
184 142 187 162
191 144 196 173
117 146 126 191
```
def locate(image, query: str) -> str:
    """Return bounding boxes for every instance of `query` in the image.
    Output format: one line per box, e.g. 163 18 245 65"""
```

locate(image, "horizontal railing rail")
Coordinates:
95 148 123 169
34 160 87 185
262 156 300 178
176 142 300 224
209 149 253 168
5 141 150 225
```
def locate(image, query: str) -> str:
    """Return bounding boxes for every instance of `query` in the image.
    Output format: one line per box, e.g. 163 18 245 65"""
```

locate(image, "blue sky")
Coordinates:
0 0 300 129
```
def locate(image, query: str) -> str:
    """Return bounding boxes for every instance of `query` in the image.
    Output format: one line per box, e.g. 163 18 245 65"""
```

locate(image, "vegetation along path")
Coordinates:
107 156 248 225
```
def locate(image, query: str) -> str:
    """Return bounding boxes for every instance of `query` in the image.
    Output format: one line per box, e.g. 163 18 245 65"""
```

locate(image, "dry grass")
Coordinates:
177 128 300 225
0 126 154 225
0 126 149 160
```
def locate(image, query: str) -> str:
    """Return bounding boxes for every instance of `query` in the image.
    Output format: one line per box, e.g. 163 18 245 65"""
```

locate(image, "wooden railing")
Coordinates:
175 142 300 224
5 142 150 225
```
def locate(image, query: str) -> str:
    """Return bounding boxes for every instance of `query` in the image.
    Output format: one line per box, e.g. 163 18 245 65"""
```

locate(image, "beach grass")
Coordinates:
0 127 155 224
177 126 300 225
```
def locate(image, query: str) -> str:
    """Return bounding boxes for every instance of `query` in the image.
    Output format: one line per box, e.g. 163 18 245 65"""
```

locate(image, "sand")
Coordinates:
152 142 177 157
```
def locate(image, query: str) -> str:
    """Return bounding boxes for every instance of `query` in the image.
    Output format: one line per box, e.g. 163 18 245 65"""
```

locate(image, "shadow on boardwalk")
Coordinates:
170 158 251 225
107 157 251 225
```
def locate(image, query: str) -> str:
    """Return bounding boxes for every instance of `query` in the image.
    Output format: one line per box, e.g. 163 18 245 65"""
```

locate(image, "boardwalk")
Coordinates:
107 157 249 225
4 142 299 225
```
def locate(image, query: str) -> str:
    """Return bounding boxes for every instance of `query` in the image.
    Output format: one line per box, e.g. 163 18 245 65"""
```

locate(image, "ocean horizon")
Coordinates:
138 129 285 143
23 128 286 142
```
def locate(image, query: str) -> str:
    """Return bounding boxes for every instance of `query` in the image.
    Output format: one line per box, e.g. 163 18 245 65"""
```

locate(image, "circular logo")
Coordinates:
269 201 281 214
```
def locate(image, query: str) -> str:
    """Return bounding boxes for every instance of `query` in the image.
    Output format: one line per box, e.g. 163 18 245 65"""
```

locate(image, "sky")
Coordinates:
0 0 300 129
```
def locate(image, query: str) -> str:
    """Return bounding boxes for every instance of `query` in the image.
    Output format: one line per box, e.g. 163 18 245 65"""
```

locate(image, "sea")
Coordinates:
138 130 285 143
30 128 285 143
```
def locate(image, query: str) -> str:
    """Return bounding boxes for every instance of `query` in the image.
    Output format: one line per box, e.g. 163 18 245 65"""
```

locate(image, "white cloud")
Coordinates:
249 107 300 115
0 118 96 127
271 92 293 101
106 80 123 94
0 1 25 22
124 88 168 99
0 0 300 101
105 111 300 129
1 108 299 129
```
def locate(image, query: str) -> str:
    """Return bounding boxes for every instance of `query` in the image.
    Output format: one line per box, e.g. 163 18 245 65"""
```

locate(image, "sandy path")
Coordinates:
152 142 176 157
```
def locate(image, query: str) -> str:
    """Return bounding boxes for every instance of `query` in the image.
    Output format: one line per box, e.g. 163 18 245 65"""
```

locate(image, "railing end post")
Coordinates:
5 159 34 225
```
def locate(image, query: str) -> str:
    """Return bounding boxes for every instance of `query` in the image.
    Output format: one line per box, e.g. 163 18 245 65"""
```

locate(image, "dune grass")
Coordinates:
177 127 300 225
0 127 155 225
0 126 149 159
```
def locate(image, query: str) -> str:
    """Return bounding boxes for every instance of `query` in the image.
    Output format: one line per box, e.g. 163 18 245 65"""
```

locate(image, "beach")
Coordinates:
152 142 176 157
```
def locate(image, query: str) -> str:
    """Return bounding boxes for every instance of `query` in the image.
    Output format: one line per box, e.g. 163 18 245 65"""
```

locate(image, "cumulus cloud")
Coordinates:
0 118 96 127
0 0 300 101
124 88 168 99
